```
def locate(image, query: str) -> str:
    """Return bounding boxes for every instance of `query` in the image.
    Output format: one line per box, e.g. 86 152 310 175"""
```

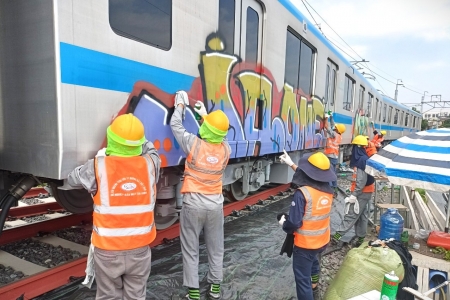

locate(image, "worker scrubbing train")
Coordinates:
170 91 231 300
326 135 375 254
67 114 161 300
323 112 346 195
372 128 386 150
365 136 377 157
279 151 336 300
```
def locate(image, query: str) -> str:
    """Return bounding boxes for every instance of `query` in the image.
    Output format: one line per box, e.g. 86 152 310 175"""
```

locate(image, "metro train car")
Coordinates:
0 0 421 229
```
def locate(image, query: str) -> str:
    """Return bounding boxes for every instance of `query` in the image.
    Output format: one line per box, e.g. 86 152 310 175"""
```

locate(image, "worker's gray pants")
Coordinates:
336 192 373 238
180 205 224 288
94 245 151 300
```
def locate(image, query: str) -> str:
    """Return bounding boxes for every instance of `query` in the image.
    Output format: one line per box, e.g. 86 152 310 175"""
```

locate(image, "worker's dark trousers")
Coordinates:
292 245 324 300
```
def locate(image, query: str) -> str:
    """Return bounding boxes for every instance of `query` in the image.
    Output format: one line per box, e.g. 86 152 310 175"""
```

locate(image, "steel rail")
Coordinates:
7 202 63 218
0 183 290 299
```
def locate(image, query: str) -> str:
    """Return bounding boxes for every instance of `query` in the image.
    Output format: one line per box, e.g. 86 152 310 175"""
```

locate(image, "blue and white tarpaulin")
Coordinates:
365 128 450 193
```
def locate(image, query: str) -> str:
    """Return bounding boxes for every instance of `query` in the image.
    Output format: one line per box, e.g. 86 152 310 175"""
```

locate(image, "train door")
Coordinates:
237 0 264 156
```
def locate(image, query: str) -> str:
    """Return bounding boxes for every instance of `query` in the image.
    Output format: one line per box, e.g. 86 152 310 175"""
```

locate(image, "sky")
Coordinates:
291 0 450 115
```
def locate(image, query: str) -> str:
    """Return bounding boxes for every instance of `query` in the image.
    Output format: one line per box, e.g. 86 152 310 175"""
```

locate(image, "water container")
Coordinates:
379 208 404 240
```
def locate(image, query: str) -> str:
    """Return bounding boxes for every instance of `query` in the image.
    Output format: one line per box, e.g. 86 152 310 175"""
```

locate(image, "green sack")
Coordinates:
324 244 404 300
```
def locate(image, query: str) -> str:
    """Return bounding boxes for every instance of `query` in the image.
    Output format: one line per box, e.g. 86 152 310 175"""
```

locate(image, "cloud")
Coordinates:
291 0 450 41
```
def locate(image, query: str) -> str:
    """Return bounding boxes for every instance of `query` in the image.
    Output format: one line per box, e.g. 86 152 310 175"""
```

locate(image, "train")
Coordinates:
0 0 421 229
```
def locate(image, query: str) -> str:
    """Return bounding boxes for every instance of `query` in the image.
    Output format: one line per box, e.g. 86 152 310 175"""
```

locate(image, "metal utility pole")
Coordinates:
395 79 404 101
421 91 428 114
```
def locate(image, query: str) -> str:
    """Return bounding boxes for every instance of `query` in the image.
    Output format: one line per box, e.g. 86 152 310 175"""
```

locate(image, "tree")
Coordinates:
441 119 450 128
421 119 428 130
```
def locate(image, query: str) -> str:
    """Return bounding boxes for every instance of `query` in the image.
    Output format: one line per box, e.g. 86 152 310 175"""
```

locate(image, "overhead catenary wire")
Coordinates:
301 0 436 100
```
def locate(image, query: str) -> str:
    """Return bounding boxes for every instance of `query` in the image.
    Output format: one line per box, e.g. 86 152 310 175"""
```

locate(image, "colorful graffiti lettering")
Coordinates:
118 34 327 167
352 108 370 139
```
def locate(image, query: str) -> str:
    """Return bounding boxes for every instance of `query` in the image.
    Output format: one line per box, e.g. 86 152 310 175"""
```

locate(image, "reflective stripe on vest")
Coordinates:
294 186 333 249
181 138 230 194
92 155 157 250
324 134 342 156
365 141 377 157
351 167 375 193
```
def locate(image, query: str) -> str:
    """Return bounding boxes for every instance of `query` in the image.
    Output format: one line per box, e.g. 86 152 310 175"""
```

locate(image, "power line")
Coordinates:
302 0 433 97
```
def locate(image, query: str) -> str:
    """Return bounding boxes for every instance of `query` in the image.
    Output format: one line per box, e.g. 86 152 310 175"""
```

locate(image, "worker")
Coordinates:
372 130 386 150
170 91 230 300
323 112 346 195
67 113 161 300
365 136 377 157
326 135 375 254
279 150 336 300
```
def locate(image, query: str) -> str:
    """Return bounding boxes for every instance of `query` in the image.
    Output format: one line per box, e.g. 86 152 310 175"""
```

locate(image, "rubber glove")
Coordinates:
344 195 359 215
324 113 330 119
279 149 294 167
175 90 189 120
194 101 207 117
279 214 286 226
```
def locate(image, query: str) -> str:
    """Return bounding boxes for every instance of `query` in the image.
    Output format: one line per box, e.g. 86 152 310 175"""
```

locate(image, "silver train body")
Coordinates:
0 0 421 228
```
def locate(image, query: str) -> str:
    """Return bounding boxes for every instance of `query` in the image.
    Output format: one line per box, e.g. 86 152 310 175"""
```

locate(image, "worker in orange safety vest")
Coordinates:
326 135 375 254
68 113 161 300
372 130 386 150
364 136 377 157
324 112 346 194
278 151 336 300
170 90 231 300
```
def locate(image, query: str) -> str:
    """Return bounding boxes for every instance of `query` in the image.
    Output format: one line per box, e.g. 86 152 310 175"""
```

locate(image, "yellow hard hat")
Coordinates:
307 152 330 170
352 135 368 146
334 124 346 134
381 130 387 135
203 110 230 132
108 113 145 146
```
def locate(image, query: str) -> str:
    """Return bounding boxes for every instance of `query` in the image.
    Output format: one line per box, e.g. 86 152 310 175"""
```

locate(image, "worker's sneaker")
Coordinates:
350 236 365 248
208 283 221 299
186 288 200 300
323 236 344 256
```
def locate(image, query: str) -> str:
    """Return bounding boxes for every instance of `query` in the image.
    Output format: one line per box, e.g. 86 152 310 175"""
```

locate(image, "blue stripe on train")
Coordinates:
60 42 195 94
60 42 416 134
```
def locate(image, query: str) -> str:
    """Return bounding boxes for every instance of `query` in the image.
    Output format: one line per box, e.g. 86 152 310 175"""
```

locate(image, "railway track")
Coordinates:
0 183 291 300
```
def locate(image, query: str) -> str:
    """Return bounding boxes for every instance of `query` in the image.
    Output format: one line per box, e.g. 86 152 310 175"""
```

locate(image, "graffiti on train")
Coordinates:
121 34 326 167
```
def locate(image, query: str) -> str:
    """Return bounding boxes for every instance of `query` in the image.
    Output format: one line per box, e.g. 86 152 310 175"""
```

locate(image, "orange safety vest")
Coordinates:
324 134 342 157
92 155 157 251
371 134 384 148
294 186 333 249
351 167 375 193
365 141 377 157
181 138 230 194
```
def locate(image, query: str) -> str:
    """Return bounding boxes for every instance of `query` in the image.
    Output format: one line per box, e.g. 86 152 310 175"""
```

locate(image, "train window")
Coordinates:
394 109 399 124
388 106 393 123
358 86 365 110
367 93 373 117
284 30 301 89
343 75 354 111
413 116 416 128
299 41 314 95
245 7 259 63
383 104 387 122
376 99 380 121
109 0 172 50
325 60 337 107
219 0 235 55
284 29 315 95
405 113 409 126
400 111 404 126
